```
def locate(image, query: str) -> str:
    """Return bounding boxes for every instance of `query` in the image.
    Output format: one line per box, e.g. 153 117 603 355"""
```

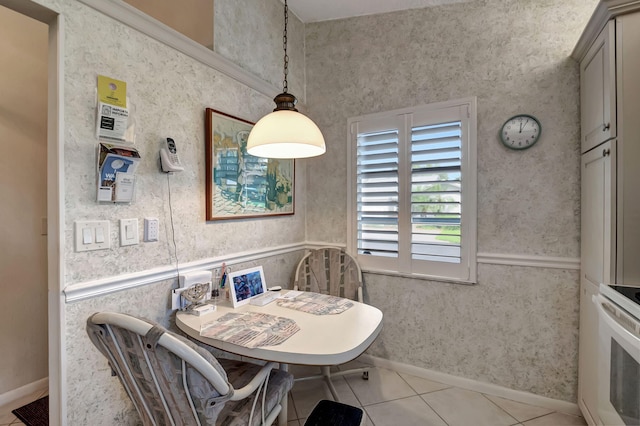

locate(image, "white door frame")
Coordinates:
0 1 65 424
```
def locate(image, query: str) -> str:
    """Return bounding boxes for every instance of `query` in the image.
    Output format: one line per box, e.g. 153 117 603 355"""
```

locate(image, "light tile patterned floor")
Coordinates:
0 359 588 426
286 359 588 426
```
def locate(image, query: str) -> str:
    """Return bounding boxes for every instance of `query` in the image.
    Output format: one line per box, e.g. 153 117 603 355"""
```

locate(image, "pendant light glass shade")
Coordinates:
248 109 326 159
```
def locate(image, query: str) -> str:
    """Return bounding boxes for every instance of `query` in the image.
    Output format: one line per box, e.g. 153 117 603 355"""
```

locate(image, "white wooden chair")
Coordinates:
87 312 293 425
293 247 369 401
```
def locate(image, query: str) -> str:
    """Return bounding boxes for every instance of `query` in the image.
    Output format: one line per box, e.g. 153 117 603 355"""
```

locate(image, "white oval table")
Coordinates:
176 292 383 425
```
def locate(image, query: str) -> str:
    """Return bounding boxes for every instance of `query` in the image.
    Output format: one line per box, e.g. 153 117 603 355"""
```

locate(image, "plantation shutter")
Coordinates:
410 122 462 264
349 98 476 282
356 129 399 258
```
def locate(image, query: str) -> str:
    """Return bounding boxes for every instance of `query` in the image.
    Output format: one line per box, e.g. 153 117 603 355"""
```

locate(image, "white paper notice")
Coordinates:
114 173 135 202
97 101 129 142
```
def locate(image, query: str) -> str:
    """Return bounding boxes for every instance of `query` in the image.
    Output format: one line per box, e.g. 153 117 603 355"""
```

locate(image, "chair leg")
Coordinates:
278 364 289 426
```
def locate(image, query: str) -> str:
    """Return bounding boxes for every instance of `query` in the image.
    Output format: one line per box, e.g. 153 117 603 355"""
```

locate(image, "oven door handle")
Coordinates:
593 294 640 347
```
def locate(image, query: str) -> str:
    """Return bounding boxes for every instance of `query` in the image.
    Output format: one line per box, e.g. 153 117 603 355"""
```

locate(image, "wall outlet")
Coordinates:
144 217 159 242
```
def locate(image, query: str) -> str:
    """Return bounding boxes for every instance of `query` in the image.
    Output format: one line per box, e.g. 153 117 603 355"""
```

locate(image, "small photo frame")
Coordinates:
228 266 267 308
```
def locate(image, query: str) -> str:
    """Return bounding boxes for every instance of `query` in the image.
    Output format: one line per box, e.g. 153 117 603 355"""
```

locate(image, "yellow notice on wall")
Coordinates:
97 75 127 108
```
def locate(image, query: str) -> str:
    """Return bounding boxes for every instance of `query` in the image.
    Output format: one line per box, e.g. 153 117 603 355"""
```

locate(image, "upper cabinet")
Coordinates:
580 21 616 153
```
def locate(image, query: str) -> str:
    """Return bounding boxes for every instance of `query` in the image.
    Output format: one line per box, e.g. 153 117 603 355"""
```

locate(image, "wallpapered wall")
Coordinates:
27 0 306 423
214 0 305 101
62 0 306 285
303 0 598 402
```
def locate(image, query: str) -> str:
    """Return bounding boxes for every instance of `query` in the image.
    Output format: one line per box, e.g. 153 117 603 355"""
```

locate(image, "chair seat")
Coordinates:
304 400 364 426
218 359 293 426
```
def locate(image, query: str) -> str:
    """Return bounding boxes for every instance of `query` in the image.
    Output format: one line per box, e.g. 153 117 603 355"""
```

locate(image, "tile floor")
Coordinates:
285 359 588 426
0 358 588 426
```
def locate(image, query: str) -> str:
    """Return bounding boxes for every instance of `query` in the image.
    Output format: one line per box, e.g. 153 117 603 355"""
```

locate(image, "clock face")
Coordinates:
500 115 541 150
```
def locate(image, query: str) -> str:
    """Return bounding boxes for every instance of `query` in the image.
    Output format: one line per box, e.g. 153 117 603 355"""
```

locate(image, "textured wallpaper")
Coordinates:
303 0 598 402
61 0 306 285
215 0 305 100
29 0 307 422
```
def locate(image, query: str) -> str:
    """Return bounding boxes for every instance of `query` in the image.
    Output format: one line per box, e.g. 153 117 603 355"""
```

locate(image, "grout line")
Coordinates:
288 392 299 422
341 366 363 408
418 395 450 426
480 392 520 425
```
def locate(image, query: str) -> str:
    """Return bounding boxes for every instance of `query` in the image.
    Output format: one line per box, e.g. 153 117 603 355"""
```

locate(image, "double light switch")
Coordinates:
75 220 110 252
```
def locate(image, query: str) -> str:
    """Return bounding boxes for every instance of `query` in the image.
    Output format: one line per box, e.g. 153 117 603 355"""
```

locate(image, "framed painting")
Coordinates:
205 108 295 221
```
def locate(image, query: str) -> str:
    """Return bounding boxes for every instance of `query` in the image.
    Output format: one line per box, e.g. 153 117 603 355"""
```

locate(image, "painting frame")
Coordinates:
205 108 295 221
228 266 268 308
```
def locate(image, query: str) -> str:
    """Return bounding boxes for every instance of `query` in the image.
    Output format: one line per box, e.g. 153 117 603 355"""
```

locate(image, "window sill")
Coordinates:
361 268 477 286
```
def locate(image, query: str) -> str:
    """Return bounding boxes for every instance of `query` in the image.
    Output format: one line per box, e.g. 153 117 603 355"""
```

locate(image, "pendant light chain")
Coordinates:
283 0 289 93
246 0 325 159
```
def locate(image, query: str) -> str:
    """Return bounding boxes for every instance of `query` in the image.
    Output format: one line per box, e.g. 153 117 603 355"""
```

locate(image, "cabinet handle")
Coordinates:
603 123 610 131
603 148 610 157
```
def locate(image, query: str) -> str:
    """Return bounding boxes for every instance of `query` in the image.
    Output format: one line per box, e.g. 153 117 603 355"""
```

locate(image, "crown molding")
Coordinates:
572 0 640 61
78 0 280 99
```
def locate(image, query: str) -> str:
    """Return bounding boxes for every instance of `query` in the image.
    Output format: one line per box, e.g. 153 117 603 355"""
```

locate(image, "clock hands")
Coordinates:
501 115 540 149
519 119 529 133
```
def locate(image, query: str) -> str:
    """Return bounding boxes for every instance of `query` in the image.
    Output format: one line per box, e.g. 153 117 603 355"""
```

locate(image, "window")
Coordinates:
348 98 477 283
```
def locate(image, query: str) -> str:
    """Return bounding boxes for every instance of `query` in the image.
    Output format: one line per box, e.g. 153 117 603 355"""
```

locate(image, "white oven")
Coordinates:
594 285 640 426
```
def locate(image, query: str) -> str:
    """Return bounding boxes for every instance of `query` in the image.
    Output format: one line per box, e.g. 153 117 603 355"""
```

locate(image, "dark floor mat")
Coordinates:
11 395 48 426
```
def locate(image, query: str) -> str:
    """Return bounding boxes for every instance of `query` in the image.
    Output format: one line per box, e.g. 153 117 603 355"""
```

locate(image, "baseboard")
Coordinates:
359 355 581 416
0 377 48 408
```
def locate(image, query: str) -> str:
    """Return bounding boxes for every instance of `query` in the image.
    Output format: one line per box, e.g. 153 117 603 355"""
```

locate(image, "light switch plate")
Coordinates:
120 218 139 246
74 220 110 252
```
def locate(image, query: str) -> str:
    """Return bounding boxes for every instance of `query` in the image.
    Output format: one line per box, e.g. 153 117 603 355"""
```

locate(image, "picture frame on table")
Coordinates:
205 108 295 221
228 266 268 308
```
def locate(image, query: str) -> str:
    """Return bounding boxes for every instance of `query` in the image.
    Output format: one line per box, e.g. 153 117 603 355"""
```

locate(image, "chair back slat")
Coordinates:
295 247 363 302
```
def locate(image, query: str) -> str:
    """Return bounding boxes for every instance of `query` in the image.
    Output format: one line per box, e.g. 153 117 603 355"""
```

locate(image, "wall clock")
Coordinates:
499 114 541 150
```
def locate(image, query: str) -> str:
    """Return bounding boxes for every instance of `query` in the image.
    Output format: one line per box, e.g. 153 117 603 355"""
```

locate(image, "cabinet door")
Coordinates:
580 21 616 153
579 140 615 426
581 139 615 287
616 12 640 284
578 279 601 426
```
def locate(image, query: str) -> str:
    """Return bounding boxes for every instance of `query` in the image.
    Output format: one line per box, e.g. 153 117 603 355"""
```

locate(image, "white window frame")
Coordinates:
347 97 477 283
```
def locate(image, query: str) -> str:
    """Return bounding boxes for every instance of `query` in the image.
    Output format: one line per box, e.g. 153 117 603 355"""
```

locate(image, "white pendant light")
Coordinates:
247 0 326 159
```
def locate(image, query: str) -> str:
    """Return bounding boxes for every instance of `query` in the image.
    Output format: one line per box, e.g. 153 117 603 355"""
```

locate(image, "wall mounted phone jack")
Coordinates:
144 217 159 242
160 138 184 172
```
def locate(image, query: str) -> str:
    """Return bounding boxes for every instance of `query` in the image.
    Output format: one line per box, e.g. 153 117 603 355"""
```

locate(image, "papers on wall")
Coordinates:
97 142 140 202
96 75 135 143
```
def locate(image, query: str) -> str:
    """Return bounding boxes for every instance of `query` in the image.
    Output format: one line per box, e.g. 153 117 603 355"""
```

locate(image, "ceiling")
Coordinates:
287 0 473 23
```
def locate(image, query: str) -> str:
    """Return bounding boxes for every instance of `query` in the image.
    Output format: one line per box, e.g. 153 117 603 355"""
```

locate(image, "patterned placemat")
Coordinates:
277 292 353 315
200 311 299 348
